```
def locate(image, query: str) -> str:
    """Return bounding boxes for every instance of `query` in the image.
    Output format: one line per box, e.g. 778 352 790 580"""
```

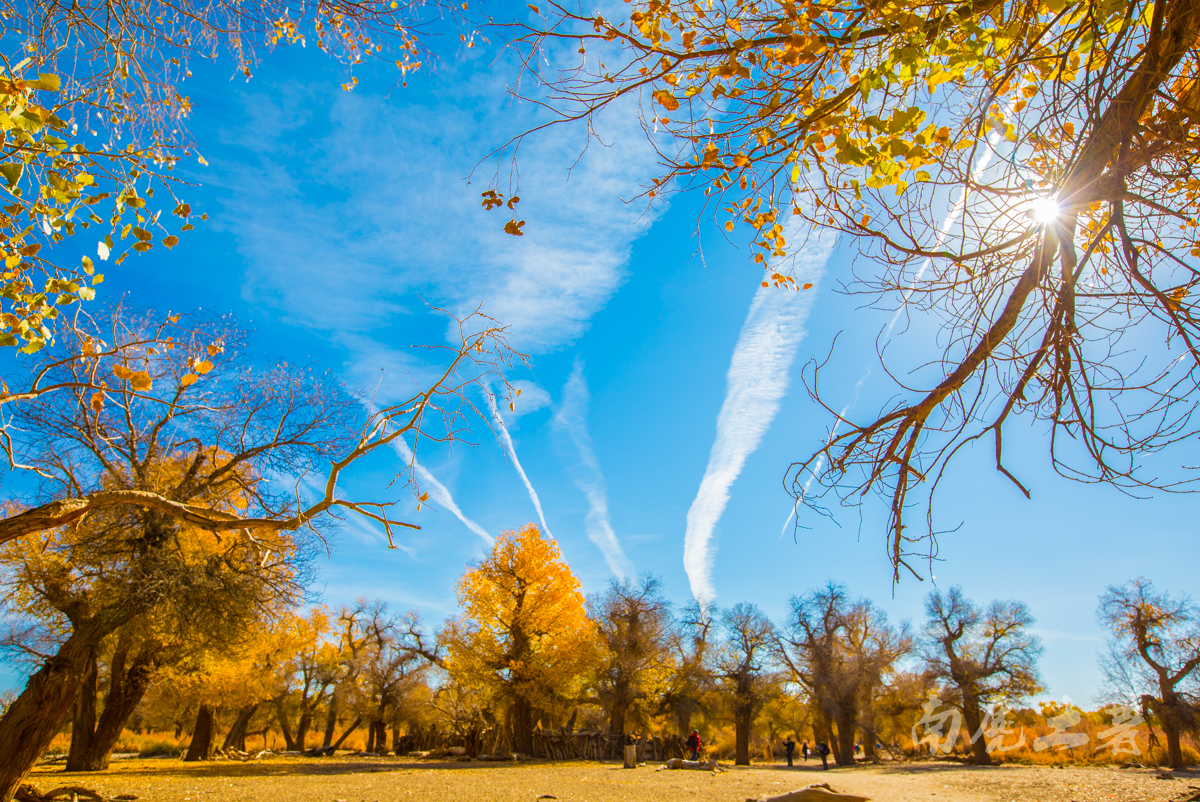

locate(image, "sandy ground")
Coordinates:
26 758 1200 802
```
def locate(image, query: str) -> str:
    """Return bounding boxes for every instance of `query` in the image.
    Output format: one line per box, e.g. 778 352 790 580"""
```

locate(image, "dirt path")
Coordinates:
26 758 1200 802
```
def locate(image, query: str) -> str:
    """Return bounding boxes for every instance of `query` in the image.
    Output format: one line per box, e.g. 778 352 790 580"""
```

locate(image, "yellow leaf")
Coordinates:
89 392 103 413
129 371 152 392
504 219 525 236
112 364 133 380
180 373 198 388
652 90 680 111
194 360 214 375
206 344 223 356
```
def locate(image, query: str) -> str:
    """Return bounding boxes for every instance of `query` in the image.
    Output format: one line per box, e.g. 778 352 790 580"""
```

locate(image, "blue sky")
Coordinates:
2 22 1196 707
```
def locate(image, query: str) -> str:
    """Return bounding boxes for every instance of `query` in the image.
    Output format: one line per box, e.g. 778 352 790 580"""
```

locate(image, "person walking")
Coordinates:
801 741 809 761
686 730 702 761
784 736 796 767
817 740 830 770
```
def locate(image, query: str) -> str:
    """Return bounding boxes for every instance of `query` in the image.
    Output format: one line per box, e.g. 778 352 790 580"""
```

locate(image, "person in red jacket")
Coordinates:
685 730 702 761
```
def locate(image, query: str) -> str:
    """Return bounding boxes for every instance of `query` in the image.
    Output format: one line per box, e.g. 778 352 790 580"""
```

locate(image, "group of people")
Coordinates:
684 729 836 769
781 736 831 769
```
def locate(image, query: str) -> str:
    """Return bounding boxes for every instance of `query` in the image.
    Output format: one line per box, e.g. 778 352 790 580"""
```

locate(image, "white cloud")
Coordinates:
683 224 837 604
211 58 661 356
504 379 552 422
554 357 634 580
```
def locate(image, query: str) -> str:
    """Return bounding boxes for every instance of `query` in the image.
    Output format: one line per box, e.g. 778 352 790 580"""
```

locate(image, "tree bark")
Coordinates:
734 700 753 765
322 693 339 748
373 719 388 755
1158 689 1186 769
86 640 157 770
961 694 993 766
296 711 312 754
512 695 535 754
184 705 215 761
65 655 99 772
609 681 630 735
835 710 857 767
331 716 362 750
275 702 297 752
222 704 259 752
0 614 120 802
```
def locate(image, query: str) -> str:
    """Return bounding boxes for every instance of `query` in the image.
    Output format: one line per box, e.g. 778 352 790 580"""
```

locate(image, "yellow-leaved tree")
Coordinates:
443 524 597 755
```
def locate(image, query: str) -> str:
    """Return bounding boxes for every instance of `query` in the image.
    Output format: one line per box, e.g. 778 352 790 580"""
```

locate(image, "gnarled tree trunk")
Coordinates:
222 704 259 752
0 614 120 802
86 638 158 770
65 655 99 771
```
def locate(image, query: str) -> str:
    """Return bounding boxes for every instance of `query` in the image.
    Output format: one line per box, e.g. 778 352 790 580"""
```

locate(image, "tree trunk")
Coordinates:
331 716 362 750
296 711 312 753
322 693 339 748
373 719 388 755
835 711 857 766
87 642 157 771
961 695 993 766
66 655 99 772
513 695 535 755
184 705 215 761
861 726 877 761
674 703 693 738
275 702 297 752
609 702 628 736
734 702 753 766
0 614 119 802
222 704 259 752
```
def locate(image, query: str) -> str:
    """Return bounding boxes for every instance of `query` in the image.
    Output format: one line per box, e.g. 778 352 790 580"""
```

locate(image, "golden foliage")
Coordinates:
444 524 597 712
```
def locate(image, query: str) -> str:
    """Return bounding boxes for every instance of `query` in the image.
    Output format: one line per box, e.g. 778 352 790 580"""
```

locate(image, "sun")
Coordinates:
1028 196 1061 224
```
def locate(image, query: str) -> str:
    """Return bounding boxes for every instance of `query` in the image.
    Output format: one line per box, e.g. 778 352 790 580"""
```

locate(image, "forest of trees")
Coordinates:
4 522 1199 785
0 0 1198 798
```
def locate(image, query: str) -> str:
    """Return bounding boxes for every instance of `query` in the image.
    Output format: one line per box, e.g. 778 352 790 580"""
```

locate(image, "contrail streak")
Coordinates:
683 223 837 604
391 436 493 547
485 389 553 537
554 357 634 580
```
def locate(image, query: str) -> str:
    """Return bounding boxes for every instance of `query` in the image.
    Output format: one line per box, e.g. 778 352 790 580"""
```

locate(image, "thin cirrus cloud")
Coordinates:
553 357 634 580
210 60 662 355
200 59 661 559
683 224 837 604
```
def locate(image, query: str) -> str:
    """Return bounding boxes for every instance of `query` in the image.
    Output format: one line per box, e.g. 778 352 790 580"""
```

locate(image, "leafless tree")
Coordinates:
922 587 1043 765
589 573 674 736
1098 578 1200 770
778 582 911 766
715 602 777 766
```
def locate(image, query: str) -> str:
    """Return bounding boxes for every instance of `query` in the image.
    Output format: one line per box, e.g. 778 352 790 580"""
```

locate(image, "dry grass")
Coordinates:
25 757 1200 802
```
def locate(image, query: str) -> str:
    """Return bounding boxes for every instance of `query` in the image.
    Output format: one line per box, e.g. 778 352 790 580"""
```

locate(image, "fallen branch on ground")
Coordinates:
17 786 138 802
